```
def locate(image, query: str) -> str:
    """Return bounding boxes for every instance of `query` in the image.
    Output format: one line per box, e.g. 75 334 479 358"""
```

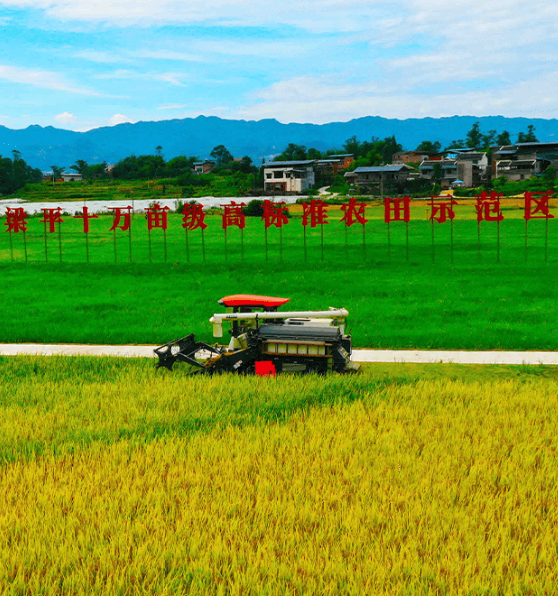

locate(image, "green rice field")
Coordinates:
1 201 558 349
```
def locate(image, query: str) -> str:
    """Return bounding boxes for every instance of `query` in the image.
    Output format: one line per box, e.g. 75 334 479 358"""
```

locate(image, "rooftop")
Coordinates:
351 165 411 173
264 160 315 167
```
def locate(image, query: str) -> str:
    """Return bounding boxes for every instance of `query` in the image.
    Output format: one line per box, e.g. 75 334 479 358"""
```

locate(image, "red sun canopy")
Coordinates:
219 294 290 308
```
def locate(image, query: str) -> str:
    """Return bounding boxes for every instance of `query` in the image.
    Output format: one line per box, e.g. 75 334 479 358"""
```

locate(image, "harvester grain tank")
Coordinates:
154 294 359 375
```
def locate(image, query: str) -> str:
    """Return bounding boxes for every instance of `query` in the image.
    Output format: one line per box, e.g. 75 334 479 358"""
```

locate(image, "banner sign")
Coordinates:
2 195 556 263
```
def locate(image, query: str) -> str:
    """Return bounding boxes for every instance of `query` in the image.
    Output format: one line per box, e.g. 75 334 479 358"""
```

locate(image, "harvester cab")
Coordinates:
154 294 359 375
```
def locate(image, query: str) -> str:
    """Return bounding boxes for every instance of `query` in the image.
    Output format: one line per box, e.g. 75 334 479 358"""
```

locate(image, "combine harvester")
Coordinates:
155 294 359 375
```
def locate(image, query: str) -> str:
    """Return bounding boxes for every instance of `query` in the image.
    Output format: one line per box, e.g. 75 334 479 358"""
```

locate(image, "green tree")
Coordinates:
416 140 442 153
306 148 323 160
432 163 443 187
481 129 497 148
445 139 465 150
466 121 483 149
210 145 234 166
165 155 198 177
70 159 89 178
496 131 511 146
517 125 538 143
274 143 307 161
543 165 556 186
343 136 360 157
50 165 64 183
87 162 108 180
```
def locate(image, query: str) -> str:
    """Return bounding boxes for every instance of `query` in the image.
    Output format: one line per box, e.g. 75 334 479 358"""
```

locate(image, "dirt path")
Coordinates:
1 344 557 365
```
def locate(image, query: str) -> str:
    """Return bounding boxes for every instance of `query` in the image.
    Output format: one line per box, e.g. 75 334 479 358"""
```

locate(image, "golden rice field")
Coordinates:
1 357 557 595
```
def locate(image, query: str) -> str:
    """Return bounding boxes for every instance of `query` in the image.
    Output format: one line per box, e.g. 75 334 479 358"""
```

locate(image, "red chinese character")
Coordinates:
4 207 27 233
474 191 504 223
384 197 411 223
341 198 368 227
145 203 170 231
108 206 133 232
302 199 328 227
429 196 457 223
40 207 64 233
221 201 246 230
262 200 289 229
182 203 207 231
73 207 99 234
524 191 555 221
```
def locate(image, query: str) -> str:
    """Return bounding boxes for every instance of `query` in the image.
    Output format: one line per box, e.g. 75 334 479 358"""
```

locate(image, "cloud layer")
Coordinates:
0 0 556 130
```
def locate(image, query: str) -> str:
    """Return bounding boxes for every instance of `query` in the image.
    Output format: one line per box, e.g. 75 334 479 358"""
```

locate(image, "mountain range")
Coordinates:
2 115 558 171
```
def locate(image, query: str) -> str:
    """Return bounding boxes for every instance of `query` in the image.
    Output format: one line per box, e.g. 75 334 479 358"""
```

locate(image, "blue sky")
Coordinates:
1 0 557 131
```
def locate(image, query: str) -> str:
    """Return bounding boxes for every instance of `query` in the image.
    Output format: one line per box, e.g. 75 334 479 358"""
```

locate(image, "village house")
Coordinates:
446 149 490 187
344 164 415 192
263 160 316 193
61 172 83 182
192 160 216 174
491 141 558 181
392 150 440 165
418 158 458 189
313 154 354 186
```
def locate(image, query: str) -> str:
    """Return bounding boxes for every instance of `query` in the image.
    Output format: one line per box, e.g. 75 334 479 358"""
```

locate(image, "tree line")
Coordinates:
0 121 544 196
0 150 43 195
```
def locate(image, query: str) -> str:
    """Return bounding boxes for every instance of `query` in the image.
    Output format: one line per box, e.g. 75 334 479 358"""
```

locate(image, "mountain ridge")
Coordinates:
2 115 558 170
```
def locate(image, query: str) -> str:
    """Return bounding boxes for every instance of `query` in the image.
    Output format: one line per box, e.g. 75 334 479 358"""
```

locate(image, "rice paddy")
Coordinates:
1 357 557 594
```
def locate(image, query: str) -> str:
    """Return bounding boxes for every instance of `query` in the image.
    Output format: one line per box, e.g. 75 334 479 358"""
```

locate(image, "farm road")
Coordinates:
1 344 558 365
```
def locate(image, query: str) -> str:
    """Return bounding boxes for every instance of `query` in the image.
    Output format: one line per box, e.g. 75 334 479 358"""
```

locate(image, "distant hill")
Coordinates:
2 115 558 170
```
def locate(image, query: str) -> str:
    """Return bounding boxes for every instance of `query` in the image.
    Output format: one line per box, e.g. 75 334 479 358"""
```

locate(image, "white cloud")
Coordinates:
157 103 187 109
154 72 189 86
131 49 202 62
109 113 133 126
0 0 388 32
233 71 558 123
74 50 133 64
0 64 103 95
55 111 77 124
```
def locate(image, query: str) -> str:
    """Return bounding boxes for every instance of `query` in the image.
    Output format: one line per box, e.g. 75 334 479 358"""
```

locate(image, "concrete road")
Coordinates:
1 344 558 365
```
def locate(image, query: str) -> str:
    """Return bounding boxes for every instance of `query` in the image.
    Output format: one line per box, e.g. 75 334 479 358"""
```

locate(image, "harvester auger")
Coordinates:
154 294 360 375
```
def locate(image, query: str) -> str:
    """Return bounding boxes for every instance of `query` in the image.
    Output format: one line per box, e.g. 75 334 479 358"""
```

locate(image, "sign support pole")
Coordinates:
545 217 549 263
525 219 528 262
265 227 268 262
450 218 454 265
406 221 409 262
43 220 48 262
58 219 62 263
202 228 206 262
497 219 501 264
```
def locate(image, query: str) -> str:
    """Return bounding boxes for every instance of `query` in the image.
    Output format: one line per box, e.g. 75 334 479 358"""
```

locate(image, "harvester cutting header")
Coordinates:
155 294 359 375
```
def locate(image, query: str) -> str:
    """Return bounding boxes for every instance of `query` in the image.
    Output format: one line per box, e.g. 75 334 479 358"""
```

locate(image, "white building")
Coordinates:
263 160 316 193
